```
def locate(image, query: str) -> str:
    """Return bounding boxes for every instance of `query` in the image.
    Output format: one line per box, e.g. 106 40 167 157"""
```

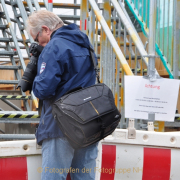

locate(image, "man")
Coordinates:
26 10 98 180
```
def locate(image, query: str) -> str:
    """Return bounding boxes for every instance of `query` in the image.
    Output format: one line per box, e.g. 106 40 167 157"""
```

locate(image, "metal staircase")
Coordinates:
0 0 39 139
0 0 179 139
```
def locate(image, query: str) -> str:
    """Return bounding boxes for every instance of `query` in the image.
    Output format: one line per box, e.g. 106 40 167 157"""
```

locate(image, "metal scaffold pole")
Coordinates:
148 0 157 80
147 0 165 132
48 0 53 12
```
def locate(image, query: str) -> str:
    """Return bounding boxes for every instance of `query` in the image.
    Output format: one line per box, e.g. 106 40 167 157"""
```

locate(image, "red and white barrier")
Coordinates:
0 156 42 180
0 129 180 180
95 129 180 180
96 144 180 180
0 140 42 180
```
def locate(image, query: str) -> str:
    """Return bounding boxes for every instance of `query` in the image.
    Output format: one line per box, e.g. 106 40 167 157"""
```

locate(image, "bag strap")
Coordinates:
89 46 100 83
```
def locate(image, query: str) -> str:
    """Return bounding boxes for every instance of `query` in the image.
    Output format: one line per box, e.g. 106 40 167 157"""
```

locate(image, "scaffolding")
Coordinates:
0 0 180 140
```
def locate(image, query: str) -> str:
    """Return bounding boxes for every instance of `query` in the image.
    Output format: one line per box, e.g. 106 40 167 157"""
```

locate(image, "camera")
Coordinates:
16 43 44 92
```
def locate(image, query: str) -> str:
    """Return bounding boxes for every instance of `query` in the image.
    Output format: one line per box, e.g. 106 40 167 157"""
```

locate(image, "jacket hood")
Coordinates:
51 24 90 49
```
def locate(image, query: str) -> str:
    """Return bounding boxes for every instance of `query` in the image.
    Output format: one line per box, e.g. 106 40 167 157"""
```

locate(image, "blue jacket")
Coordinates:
33 24 97 145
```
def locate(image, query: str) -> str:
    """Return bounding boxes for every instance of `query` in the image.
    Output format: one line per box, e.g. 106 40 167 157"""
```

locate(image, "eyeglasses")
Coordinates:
34 31 40 43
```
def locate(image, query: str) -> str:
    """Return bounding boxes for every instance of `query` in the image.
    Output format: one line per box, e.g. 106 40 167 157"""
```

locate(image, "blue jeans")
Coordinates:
41 137 98 180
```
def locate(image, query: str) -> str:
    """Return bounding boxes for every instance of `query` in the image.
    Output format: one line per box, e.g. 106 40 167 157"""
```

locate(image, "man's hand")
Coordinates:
29 43 44 57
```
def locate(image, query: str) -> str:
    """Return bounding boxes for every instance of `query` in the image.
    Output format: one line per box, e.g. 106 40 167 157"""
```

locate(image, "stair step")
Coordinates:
0 45 25 49
58 15 80 21
0 38 26 43
0 111 39 118
0 50 17 56
0 80 19 84
25 2 81 9
0 95 31 100
0 65 22 70
0 24 7 29
0 37 12 42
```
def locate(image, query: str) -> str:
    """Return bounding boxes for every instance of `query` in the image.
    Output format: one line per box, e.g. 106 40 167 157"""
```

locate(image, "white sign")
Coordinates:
125 76 180 122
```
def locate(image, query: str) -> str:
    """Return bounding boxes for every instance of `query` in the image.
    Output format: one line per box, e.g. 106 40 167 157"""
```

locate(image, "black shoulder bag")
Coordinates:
52 46 121 149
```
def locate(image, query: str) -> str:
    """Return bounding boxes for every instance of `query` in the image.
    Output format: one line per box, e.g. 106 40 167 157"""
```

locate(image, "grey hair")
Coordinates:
26 10 64 36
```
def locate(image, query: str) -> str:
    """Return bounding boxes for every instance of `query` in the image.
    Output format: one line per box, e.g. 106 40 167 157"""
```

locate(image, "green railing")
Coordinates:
125 0 180 79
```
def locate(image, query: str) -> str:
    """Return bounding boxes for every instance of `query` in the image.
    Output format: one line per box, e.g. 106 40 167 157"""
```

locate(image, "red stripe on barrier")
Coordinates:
84 19 87 30
66 173 71 180
48 0 53 3
0 157 27 180
142 147 171 180
100 145 116 180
